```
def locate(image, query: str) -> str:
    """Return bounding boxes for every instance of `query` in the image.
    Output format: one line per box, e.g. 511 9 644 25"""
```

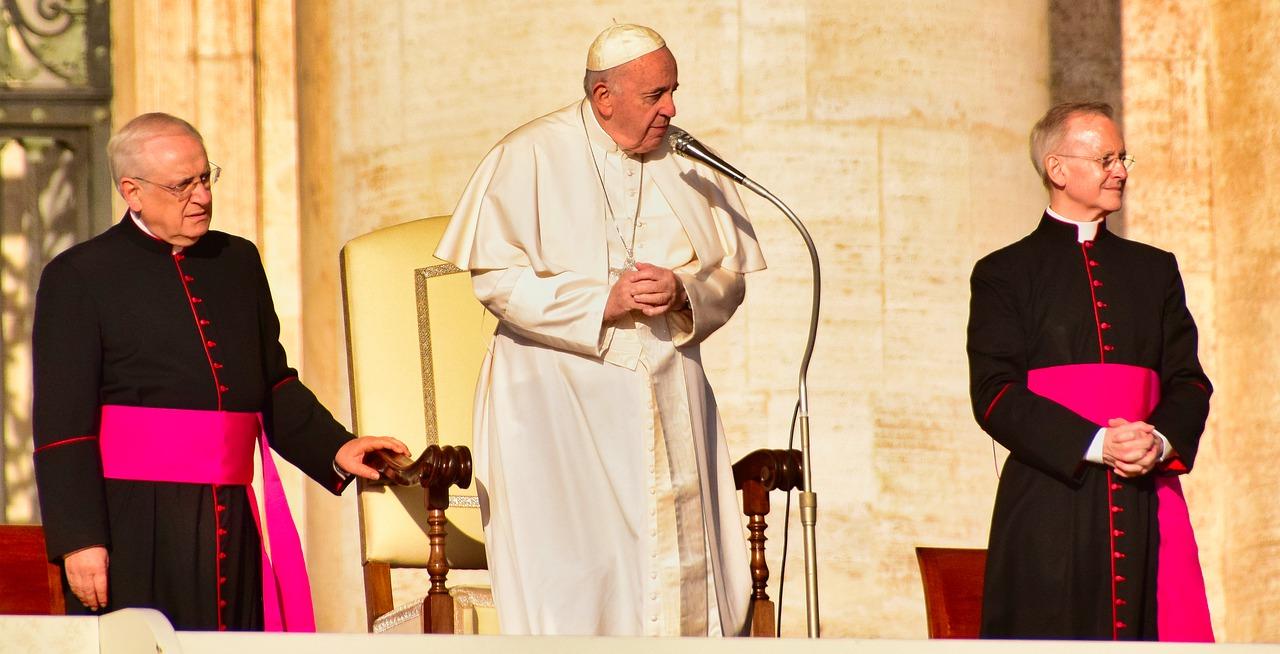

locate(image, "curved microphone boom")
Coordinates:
668 126 824 639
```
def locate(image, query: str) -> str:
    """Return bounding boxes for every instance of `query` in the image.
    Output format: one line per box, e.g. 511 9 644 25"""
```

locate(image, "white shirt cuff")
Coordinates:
1085 427 1107 463
1153 429 1173 462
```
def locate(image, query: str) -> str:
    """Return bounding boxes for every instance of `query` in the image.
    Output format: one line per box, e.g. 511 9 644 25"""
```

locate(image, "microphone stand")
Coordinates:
667 129 821 637
739 177 822 639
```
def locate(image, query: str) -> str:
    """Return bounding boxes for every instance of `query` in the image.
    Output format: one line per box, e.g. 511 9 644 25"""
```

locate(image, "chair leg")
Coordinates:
424 483 454 634
363 560 393 632
742 480 775 637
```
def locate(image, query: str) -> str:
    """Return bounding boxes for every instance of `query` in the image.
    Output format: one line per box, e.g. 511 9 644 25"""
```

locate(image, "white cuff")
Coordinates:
1153 429 1173 462
1084 427 1107 463
334 459 351 479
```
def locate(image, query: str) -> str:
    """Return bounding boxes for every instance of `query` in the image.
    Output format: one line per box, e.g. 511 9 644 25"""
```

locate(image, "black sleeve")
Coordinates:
249 247 354 495
31 256 110 559
967 257 1098 485
1146 253 1212 471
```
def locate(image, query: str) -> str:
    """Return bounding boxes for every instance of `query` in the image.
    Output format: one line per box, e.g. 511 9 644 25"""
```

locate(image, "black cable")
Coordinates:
773 398 801 637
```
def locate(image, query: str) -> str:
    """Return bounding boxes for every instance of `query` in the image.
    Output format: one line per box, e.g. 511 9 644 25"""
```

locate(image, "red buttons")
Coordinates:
1093 280 1104 287
1114 529 1126 537
199 319 211 326
206 340 217 348
1097 301 1108 308
219 600 227 608
219 576 227 585
219 385 229 393
1100 322 1111 329
217 528 227 536
1114 552 1127 559
1116 621 1127 629
1110 483 1122 490
213 362 224 369
192 297 203 303
1089 260 1099 267
218 552 227 560
1115 598 1127 606
215 504 225 513
175 254 185 261
184 275 195 282
1104 345 1115 352
1084 241 1094 248
1115 574 1127 582
1111 505 1124 513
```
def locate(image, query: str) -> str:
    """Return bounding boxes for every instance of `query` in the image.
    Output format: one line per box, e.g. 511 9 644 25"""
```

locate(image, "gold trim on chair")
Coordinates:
415 263 463 446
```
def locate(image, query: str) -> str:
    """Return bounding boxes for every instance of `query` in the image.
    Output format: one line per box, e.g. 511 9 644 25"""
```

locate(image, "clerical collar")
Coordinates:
129 211 184 253
1045 206 1102 243
581 98 638 159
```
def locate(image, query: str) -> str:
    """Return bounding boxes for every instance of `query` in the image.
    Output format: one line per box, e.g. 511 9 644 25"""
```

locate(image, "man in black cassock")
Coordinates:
967 102 1213 640
31 113 407 631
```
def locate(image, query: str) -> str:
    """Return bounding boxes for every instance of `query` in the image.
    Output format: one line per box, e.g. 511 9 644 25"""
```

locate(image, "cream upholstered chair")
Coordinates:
341 215 497 634
342 215 802 637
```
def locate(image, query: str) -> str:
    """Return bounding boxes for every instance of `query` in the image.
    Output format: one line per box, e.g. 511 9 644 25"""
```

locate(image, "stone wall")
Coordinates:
294 0 1050 636
104 0 1280 641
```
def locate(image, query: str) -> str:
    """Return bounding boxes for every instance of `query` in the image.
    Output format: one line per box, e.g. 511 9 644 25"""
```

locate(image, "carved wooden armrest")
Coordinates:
362 444 473 634
363 444 472 491
732 448 803 637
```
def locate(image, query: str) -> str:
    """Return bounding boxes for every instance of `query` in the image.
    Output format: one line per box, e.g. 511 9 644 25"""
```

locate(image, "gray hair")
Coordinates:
1029 102 1115 187
583 68 613 97
107 112 204 187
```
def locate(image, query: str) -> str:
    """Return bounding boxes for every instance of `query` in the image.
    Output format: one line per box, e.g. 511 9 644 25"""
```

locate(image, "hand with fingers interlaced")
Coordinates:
604 262 687 323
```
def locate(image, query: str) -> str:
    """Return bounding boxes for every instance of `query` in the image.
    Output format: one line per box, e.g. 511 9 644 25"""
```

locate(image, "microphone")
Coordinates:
666 126 748 183
667 123 825 639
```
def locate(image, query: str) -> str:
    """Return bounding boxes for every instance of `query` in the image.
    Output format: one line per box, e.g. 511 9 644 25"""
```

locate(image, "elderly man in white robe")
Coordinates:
435 24 766 637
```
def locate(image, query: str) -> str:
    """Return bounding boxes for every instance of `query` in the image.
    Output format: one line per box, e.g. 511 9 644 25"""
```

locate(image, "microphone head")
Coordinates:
666 126 693 153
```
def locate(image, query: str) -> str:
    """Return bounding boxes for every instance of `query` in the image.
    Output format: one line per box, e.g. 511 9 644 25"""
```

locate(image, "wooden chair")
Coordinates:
734 448 803 637
0 525 65 615
343 215 803 636
915 546 987 638
342 216 493 634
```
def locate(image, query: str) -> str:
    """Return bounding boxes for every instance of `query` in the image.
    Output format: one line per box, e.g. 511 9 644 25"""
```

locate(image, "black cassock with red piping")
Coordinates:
967 214 1211 639
32 215 354 630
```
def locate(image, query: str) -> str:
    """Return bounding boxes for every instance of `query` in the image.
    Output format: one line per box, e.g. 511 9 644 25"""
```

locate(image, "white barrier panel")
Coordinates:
3 611 1278 654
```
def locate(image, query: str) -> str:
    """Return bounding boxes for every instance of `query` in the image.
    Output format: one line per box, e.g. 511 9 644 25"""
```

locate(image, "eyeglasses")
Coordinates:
132 162 221 200
1054 153 1135 172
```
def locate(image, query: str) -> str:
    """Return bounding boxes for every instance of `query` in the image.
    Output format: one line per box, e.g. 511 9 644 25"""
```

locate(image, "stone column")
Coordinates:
1202 0 1280 641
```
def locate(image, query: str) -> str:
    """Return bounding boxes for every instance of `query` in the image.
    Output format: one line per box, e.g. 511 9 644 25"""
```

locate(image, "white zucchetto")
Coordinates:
586 24 666 71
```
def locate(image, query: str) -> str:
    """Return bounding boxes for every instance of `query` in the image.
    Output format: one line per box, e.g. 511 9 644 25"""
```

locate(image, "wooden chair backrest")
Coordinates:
915 546 986 638
0 525 65 615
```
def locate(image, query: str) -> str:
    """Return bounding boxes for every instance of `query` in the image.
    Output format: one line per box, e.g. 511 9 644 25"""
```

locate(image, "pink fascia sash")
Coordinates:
1027 363 1213 642
98 404 315 632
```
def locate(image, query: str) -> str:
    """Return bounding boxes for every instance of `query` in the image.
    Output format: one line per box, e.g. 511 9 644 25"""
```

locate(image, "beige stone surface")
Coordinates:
291 0 1051 638
1121 0 1280 641
103 0 1280 643
1202 0 1280 641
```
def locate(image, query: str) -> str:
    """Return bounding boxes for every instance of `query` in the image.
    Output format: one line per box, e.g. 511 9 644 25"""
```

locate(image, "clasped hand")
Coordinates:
1101 417 1161 478
604 263 686 322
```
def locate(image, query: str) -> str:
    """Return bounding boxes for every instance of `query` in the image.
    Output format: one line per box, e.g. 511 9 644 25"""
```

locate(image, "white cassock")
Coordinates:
435 99 766 636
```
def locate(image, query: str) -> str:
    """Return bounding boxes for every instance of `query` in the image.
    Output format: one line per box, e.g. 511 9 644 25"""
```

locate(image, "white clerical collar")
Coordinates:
1045 206 1102 243
129 211 184 253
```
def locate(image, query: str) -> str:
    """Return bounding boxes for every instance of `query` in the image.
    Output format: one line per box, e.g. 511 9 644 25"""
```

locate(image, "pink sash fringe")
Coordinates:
1027 363 1213 642
99 405 316 632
